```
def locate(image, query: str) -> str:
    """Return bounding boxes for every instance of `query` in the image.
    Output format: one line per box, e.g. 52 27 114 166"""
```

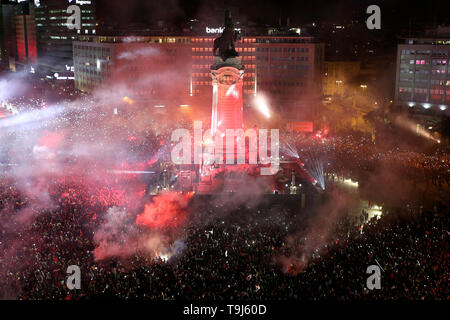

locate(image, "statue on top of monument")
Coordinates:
213 10 239 61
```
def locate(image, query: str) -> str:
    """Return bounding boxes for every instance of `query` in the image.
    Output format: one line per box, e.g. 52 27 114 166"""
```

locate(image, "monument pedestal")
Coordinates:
210 56 244 136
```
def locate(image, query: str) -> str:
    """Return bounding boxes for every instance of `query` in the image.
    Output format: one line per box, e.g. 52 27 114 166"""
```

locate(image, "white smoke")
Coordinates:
117 47 161 60
0 72 29 102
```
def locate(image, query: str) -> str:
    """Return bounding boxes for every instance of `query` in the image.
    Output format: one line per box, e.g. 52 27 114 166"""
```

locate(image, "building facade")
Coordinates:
73 33 324 121
0 1 36 72
395 38 450 114
34 0 96 77
15 1 37 71
0 1 16 70
192 34 324 120
73 36 192 100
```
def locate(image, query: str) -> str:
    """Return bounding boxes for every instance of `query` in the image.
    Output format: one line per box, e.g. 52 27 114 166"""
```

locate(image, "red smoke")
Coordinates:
39 130 65 149
136 192 193 229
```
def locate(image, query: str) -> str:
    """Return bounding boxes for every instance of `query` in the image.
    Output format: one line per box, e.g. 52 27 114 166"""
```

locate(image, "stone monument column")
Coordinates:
211 58 244 135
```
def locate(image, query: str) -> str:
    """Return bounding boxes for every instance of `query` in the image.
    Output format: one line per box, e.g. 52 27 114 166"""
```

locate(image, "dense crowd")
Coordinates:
281 132 450 203
0 167 447 300
0 92 448 300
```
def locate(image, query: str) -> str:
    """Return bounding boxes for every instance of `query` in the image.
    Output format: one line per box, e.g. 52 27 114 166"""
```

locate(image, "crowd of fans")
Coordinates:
0 155 447 300
0 87 448 300
281 132 450 202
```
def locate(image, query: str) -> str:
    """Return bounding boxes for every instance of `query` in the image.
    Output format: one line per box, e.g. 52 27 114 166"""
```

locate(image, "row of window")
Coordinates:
190 37 311 44
431 80 450 85
191 38 215 43
400 87 450 94
74 45 110 52
401 80 450 87
192 47 257 52
401 68 449 75
191 38 257 43
75 67 110 75
255 38 312 43
257 56 309 61
257 47 310 53
401 50 432 55
432 60 448 65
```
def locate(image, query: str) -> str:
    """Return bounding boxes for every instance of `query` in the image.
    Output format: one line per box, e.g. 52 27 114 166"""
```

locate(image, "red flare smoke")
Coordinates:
136 192 193 229
39 130 65 149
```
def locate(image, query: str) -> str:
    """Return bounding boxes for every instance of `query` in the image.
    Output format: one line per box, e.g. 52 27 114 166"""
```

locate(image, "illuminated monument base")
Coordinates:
197 56 246 194
210 56 244 136
194 57 312 194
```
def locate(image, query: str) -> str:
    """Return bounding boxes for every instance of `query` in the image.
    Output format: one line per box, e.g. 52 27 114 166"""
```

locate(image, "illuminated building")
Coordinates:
34 0 96 77
74 33 324 121
73 36 191 100
0 1 15 70
395 38 450 113
0 0 36 72
193 35 324 120
15 1 37 70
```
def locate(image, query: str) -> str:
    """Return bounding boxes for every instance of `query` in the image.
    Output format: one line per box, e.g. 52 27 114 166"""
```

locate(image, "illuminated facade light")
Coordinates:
440 105 447 110
344 178 358 187
408 102 414 107
423 103 431 109
254 70 257 96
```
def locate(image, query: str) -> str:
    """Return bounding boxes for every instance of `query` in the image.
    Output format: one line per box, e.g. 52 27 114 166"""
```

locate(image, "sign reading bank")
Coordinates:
206 27 241 34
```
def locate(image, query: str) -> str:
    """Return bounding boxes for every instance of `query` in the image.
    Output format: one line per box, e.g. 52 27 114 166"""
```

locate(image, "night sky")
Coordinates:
95 0 450 31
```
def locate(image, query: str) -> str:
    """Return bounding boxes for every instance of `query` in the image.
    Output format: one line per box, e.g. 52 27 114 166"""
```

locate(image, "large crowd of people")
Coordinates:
282 131 449 185
0 132 447 300
0 84 448 300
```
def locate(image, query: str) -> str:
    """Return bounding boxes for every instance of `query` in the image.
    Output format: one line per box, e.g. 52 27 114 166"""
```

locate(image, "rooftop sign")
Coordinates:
206 27 241 34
